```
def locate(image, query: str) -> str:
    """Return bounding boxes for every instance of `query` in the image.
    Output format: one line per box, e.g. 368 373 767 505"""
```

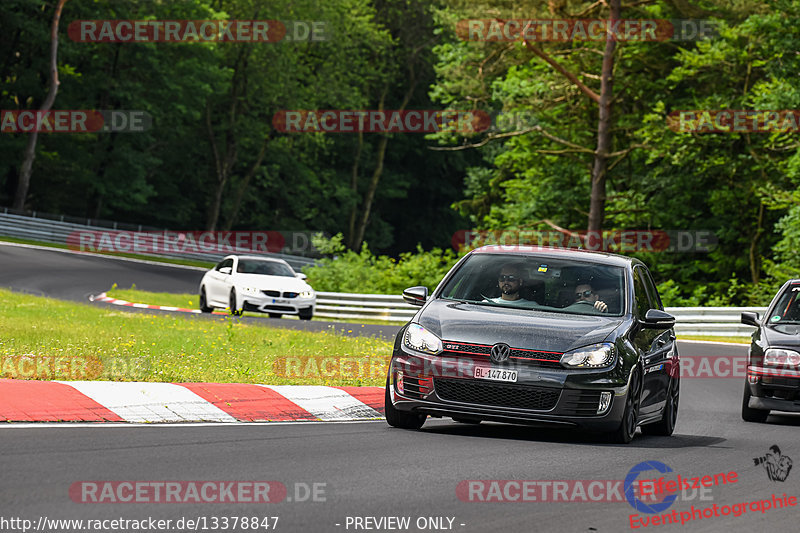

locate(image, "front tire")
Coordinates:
642 376 679 436
384 377 426 430
741 381 769 423
608 368 641 444
199 288 213 313
298 310 313 321
268 313 282 319
229 289 242 316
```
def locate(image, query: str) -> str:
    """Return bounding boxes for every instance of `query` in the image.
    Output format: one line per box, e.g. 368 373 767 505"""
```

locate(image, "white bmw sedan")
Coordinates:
199 255 316 319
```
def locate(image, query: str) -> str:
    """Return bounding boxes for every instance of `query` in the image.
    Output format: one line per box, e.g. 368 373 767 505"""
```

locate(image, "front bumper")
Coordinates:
388 348 631 431
747 365 800 412
239 292 316 315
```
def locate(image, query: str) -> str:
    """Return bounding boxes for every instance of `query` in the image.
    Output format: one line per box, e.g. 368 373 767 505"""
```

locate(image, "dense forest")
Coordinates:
2 0 799 305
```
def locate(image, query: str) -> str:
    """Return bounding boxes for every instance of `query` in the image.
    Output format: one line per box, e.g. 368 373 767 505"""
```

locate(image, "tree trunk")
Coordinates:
223 138 269 231
749 202 764 285
587 0 620 233
353 133 390 249
346 130 364 249
13 0 68 210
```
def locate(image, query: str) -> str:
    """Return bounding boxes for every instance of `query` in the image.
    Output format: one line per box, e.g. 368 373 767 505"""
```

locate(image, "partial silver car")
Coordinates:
199 255 316 319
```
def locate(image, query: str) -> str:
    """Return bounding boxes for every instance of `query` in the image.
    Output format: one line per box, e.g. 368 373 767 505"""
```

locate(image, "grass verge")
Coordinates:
677 335 750 344
0 288 390 386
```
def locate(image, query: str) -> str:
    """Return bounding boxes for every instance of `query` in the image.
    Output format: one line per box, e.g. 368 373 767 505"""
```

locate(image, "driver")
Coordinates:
574 282 608 313
485 264 535 306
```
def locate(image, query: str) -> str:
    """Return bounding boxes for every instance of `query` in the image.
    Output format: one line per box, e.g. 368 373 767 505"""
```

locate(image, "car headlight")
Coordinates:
764 348 800 367
560 343 615 368
300 290 315 298
240 286 260 295
403 324 443 355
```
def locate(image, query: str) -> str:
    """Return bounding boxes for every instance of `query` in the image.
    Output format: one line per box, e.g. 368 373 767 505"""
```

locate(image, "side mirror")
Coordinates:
295 272 308 281
741 311 760 327
403 286 428 306
219 266 232 275
642 308 675 328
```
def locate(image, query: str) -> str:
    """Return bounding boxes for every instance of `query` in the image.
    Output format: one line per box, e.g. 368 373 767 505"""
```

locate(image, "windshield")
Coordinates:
439 253 626 317
767 283 800 326
236 259 295 277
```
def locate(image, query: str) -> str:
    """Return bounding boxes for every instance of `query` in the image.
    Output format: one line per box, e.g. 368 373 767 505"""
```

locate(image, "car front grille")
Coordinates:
441 341 563 368
434 378 559 411
283 292 299 298
262 290 280 297
264 305 295 312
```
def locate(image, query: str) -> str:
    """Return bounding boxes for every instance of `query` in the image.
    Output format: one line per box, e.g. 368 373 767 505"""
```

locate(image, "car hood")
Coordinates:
232 273 311 292
763 325 800 347
417 299 624 353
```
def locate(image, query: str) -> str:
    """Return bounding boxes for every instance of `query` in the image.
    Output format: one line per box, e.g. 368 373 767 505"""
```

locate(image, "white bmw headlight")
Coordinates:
300 290 315 298
764 348 800 367
560 343 615 368
403 324 443 355
241 286 260 295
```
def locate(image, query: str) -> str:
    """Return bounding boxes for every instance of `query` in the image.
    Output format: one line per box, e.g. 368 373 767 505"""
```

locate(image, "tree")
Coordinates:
12 0 67 210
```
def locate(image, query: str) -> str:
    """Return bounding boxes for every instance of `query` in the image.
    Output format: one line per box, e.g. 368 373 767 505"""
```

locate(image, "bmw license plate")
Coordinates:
474 367 517 383
272 298 290 304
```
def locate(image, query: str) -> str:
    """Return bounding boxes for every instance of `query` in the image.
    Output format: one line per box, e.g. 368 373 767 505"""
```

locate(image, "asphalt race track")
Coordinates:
2 243 799 532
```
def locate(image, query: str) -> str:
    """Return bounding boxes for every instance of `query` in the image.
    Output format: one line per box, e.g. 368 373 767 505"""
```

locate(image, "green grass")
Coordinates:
0 288 391 386
677 335 750 344
0 236 214 269
105 286 408 325
107 285 198 309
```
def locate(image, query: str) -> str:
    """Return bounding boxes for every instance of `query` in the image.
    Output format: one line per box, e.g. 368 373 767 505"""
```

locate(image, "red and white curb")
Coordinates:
90 292 215 314
0 379 384 423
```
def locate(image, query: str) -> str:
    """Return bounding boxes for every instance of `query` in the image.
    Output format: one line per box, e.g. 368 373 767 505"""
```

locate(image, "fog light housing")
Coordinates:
597 391 612 414
418 377 433 396
748 373 760 384
396 371 404 394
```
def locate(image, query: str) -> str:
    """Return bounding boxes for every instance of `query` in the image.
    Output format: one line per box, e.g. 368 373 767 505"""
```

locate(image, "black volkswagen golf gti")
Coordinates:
741 279 800 422
385 246 680 443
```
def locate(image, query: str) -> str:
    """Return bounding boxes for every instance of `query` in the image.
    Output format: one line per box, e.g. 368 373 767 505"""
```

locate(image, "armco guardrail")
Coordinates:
314 293 764 336
0 208 316 270
664 306 765 337
315 292 418 322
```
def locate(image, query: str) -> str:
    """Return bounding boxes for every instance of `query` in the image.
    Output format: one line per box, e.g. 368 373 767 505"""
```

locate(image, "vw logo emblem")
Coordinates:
490 343 511 363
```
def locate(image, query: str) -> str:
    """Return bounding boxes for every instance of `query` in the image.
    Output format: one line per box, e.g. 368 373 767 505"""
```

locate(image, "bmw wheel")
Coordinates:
229 289 242 316
199 287 213 313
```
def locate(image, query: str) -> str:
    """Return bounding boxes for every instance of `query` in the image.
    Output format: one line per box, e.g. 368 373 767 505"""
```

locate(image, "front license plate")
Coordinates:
474 367 518 383
272 298 290 304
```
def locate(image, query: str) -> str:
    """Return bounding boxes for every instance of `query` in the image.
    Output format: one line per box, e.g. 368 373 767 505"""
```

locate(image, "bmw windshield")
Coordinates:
438 253 626 317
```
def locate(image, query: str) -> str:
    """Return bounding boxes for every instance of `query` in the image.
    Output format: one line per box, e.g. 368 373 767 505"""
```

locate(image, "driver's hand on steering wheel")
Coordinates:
594 300 608 313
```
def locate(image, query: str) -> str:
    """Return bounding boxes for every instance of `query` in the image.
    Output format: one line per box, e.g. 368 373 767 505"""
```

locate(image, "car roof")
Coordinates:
470 245 641 269
224 255 290 265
